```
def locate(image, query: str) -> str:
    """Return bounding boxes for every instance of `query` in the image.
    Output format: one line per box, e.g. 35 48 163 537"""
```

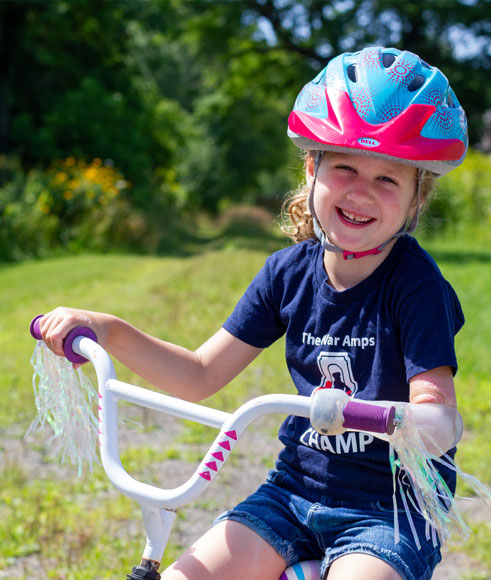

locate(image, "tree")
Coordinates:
244 0 490 146
0 1 189 209
1 0 489 218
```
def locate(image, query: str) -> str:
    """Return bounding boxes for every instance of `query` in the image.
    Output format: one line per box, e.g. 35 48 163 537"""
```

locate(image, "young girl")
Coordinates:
38 47 468 580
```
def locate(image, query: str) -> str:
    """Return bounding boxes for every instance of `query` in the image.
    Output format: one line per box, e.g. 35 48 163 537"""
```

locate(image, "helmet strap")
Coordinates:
308 151 344 255
395 168 422 236
308 153 422 260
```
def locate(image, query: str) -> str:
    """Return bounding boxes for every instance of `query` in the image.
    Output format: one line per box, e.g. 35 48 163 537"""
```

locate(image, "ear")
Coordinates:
305 153 316 186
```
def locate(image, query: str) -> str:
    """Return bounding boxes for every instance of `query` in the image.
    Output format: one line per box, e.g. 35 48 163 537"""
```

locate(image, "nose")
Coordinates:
345 176 375 206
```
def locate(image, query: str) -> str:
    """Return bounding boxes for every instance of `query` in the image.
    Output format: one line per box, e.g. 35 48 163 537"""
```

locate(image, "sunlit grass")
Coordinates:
0 223 489 577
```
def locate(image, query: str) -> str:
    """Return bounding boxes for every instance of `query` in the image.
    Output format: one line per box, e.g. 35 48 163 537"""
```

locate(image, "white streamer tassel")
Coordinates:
389 403 491 549
26 340 100 476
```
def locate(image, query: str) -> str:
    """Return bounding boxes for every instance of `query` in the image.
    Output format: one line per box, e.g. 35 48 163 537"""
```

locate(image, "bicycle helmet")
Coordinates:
288 46 468 176
287 47 468 259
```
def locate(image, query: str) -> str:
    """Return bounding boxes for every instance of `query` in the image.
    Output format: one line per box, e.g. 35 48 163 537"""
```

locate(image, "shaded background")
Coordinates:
0 0 490 260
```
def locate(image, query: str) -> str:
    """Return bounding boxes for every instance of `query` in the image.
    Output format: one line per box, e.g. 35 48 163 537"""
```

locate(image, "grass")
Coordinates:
421 234 491 488
0 220 489 578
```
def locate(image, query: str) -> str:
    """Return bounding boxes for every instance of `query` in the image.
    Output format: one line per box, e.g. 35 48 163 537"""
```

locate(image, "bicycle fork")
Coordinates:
126 507 177 580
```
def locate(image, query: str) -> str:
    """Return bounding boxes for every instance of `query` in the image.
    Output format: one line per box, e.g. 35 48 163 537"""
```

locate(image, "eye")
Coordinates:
335 164 355 172
378 175 397 185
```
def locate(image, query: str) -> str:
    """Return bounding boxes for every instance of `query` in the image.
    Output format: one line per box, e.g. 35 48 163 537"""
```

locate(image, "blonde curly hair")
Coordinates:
281 152 437 243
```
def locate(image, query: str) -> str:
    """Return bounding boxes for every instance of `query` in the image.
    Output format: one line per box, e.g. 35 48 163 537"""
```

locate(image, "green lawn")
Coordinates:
0 229 489 578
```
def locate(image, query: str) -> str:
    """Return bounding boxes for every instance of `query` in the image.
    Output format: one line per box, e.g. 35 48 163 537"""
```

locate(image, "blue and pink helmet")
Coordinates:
288 46 468 176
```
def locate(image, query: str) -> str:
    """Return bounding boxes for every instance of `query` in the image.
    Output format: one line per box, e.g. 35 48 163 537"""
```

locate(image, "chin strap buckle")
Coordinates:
343 245 384 260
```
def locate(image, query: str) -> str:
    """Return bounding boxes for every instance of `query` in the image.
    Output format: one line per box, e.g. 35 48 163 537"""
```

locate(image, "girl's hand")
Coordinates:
37 307 115 363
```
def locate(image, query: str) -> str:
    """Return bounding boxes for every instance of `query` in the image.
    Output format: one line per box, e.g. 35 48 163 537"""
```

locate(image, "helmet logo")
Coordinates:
357 137 380 148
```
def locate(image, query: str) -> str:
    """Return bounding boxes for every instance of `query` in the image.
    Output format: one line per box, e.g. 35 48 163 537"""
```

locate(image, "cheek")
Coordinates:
312 193 325 220
383 188 415 218
313 187 338 220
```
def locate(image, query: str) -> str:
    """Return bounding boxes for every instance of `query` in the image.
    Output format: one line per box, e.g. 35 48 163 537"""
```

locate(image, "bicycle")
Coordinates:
28 316 407 580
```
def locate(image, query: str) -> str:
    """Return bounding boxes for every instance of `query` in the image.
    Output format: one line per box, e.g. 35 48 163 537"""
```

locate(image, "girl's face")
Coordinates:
310 153 418 255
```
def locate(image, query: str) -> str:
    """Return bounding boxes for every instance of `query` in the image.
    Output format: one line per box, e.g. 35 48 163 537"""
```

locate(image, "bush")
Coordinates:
423 149 491 237
0 157 152 261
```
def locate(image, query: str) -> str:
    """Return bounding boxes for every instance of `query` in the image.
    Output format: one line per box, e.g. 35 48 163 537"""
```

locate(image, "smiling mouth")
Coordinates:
337 207 375 226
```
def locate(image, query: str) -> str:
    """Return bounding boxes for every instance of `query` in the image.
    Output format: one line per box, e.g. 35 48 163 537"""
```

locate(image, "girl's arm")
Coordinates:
38 307 263 402
409 365 457 407
310 366 463 454
356 366 462 452
367 366 463 453
406 365 463 455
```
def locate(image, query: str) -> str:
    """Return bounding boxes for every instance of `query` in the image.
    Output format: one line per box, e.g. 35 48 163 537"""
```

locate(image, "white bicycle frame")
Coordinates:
73 334 315 577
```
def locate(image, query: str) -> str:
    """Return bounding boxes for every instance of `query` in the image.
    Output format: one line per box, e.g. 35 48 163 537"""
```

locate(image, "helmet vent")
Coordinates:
347 64 358 82
447 91 455 108
382 53 397 68
407 75 425 92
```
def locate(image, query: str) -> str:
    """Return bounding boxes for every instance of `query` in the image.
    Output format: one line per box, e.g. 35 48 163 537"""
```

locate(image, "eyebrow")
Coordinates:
331 154 416 178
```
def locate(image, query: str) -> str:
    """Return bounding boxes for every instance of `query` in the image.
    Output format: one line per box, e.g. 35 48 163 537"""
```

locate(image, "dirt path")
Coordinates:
1 413 488 579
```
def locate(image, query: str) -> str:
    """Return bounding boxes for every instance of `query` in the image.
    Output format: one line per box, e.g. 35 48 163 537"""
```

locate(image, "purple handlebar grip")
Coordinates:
343 400 396 435
30 315 97 364
30 315 44 340
63 326 98 364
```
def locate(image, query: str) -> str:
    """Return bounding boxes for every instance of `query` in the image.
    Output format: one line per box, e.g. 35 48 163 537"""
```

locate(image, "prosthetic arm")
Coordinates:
392 400 463 454
310 388 463 455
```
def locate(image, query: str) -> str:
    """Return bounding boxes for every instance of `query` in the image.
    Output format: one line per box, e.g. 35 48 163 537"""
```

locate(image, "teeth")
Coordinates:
340 209 373 224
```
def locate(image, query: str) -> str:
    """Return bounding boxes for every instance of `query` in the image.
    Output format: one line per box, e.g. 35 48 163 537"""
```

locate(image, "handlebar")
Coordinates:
29 315 397 576
30 314 97 364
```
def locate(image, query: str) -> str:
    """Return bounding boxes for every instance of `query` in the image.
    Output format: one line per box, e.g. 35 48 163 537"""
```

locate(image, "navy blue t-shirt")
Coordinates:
223 236 464 502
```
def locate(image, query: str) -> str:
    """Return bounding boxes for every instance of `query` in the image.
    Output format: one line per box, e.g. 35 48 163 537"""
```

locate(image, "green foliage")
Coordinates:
0 462 148 578
3 145 489 262
4 0 488 223
0 157 58 260
423 150 491 237
449 521 491 579
0 156 153 260
1 1 191 214
423 239 491 494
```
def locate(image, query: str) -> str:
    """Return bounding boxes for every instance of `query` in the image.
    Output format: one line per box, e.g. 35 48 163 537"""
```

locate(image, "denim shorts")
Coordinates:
215 469 442 580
